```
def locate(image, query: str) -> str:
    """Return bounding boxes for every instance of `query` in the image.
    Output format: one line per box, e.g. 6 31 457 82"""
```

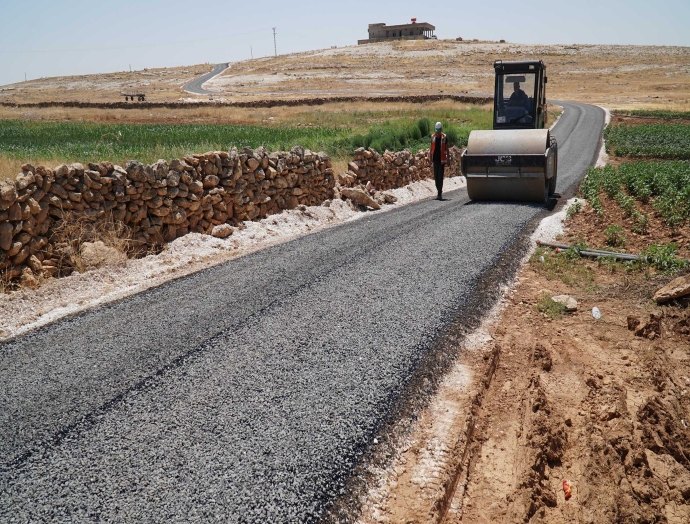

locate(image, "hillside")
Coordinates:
1 40 689 109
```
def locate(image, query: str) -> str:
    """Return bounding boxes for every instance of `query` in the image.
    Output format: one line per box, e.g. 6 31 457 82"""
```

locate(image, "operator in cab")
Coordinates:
508 82 529 109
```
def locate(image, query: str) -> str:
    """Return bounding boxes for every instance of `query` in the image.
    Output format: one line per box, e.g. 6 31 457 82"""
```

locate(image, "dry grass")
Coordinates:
0 100 493 126
49 213 136 275
207 40 690 109
0 157 56 182
0 63 211 104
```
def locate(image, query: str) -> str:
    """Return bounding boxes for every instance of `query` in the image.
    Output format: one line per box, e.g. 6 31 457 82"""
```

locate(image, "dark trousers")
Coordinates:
433 162 445 194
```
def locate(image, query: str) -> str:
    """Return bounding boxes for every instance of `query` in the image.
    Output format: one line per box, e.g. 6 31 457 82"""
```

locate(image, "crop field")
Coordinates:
604 123 690 159
0 104 493 179
581 161 690 231
612 109 690 120
0 120 353 165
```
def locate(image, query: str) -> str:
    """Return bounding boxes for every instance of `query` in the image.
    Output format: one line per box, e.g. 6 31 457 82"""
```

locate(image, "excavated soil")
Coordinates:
449 260 690 523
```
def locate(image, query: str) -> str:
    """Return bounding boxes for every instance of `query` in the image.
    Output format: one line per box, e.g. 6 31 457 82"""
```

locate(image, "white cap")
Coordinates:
435 122 442 130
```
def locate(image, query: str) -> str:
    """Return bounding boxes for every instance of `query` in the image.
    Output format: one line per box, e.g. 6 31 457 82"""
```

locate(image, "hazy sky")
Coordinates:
0 0 688 86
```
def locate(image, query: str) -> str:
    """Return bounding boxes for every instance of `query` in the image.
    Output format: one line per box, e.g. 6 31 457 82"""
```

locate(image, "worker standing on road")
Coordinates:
430 122 448 200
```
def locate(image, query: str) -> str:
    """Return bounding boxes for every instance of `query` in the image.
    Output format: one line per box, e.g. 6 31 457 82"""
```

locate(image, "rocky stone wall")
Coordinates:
340 145 462 190
0 144 463 285
0 94 492 110
0 145 334 282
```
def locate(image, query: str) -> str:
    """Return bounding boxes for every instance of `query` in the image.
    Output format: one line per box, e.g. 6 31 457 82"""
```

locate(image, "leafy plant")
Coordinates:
632 212 649 235
604 123 690 159
566 200 583 219
612 109 690 121
640 243 689 274
604 225 626 247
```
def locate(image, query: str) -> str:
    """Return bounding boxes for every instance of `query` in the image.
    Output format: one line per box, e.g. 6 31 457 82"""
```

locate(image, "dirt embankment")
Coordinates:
453 258 690 523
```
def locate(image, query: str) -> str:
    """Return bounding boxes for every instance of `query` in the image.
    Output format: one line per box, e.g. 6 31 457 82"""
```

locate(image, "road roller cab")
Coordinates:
461 60 558 204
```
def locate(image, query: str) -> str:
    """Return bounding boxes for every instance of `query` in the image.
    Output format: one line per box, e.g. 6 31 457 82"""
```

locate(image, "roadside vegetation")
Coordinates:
612 109 690 120
0 102 494 180
604 123 690 159
535 114 690 286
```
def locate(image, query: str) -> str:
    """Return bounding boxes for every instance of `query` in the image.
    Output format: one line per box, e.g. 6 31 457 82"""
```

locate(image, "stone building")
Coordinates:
358 19 436 45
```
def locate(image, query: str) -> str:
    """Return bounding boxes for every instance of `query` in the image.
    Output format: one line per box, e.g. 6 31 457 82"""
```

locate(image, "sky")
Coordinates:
0 0 688 87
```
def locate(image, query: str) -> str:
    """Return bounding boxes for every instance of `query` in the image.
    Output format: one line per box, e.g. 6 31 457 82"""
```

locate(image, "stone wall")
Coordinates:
340 146 462 190
0 146 334 282
0 145 463 285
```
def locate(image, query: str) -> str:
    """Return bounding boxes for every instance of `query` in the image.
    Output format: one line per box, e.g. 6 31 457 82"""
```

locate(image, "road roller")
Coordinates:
461 60 558 204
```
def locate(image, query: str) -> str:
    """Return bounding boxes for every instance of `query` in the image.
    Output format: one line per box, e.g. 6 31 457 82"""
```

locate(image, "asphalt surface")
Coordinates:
182 63 228 95
0 102 603 522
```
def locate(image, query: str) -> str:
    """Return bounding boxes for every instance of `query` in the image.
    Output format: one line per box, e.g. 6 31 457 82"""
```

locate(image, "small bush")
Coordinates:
640 243 689 274
604 225 626 247
615 193 636 217
411 126 422 141
566 200 583 219
632 212 649 235
352 135 366 149
417 117 432 137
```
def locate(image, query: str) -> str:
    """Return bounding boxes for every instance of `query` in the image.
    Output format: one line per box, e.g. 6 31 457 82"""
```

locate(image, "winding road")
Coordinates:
182 63 229 95
0 102 604 522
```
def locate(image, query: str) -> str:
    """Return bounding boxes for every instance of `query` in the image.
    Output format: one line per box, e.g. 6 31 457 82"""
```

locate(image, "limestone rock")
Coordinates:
340 188 381 210
383 192 398 204
654 274 690 303
0 222 13 251
552 295 578 311
0 180 17 210
80 241 127 269
19 267 39 289
211 224 234 239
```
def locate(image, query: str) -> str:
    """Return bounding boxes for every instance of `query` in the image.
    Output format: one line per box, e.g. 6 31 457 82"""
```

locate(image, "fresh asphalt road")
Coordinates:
182 63 228 95
0 102 603 522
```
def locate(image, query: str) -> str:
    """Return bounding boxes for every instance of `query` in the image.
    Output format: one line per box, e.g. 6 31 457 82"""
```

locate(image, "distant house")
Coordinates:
358 19 436 45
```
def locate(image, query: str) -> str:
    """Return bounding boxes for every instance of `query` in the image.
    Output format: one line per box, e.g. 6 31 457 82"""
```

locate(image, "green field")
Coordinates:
581 161 690 230
604 123 690 159
0 106 492 175
0 120 353 165
613 109 690 120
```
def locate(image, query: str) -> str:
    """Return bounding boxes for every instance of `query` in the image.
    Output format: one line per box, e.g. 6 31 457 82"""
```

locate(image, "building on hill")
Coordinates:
358 19 436 45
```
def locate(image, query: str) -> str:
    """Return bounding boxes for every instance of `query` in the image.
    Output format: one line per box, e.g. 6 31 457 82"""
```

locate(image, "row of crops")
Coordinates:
612 109 690 120
0 110 489 168
604 123 690 159
0 120 355 165
580 162 690 231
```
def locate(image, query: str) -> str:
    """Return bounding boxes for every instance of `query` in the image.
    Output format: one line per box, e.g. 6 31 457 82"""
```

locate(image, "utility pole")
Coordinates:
129 64 132 72
251 46 253 59
273 27 277 57
24 73 27 82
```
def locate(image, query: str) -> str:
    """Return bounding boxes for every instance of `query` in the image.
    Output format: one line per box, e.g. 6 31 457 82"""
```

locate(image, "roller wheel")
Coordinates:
548 135 559 197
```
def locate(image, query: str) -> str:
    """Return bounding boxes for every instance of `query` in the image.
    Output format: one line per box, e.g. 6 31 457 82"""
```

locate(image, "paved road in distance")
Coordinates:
182 63 228 95
0 102 604 522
